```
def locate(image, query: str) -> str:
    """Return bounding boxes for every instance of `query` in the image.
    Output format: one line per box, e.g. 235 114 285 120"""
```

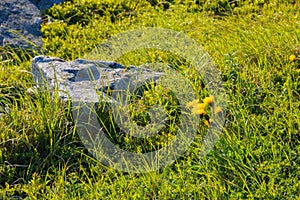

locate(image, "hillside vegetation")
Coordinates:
0 0 299 199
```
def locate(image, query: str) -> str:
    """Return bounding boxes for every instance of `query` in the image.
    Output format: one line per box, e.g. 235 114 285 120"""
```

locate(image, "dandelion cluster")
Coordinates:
186 95 222 127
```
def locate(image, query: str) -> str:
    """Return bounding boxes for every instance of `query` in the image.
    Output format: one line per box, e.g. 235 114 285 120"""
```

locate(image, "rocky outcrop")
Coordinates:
30 56 164 104
0 0 42 49
0 0 64 49
36 0 65 11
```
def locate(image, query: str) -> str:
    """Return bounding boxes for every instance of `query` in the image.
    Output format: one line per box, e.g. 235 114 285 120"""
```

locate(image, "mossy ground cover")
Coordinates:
0 0 299 199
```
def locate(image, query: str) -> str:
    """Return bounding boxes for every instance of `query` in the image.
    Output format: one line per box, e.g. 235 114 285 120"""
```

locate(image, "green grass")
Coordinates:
1 0 300 199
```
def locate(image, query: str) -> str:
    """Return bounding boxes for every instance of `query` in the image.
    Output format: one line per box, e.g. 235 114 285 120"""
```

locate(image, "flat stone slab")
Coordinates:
31 56 164 104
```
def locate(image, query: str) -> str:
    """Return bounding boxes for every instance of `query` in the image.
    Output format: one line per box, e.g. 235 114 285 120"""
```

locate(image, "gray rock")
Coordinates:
37 0 65 11
0 0 42 49
30 55 164 104
0 0 65 49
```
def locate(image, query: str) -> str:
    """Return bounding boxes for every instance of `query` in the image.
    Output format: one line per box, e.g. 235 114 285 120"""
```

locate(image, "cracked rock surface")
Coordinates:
31 55 164 104
0 0 64 49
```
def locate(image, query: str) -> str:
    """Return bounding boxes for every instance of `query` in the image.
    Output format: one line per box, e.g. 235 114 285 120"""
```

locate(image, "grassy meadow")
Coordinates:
0 0 299 199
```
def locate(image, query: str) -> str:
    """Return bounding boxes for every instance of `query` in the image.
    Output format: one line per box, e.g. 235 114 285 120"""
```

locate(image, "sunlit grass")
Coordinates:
0 0 299 199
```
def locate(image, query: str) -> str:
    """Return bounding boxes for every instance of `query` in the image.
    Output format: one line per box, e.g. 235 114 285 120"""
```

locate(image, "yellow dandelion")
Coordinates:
191 103 207 114
205 119 214 127
186 99 199 108
214 106 222 114
191 107 206 115
204 120 210 127
197 103 207 109
289 54 296 61
203 96 214 105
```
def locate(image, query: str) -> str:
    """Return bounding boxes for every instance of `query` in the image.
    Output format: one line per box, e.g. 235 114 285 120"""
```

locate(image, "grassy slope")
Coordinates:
0 0 299 199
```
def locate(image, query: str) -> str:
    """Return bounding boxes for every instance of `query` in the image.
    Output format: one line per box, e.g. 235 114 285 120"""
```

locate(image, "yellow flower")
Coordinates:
203 96 214 105
198 103 207 109
191 103 207 115
204 120 210 127
204 119 214 127
214 106 222 114
289 54 296 61
191 106 206 116
186 99 199 108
